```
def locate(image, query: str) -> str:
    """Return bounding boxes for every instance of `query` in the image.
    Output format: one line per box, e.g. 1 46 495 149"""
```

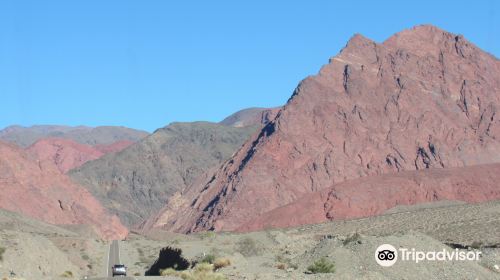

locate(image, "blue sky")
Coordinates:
0 1 498 132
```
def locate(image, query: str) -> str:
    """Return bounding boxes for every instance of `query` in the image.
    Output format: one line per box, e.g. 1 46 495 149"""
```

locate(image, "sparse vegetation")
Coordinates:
134 272 141 276
343 232 361 245
136 247 151 263
60 270 73 278
161 262 226 280
0 246 5 261
137 247 144 256
200 254 216 264
307 258 335 274
236 237 261 257
275 255 298 270
198 231 216 240
276 262 287 270
213 257 231 270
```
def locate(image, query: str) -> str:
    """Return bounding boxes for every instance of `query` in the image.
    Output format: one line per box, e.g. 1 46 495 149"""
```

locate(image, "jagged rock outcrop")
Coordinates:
0 141 128 240
69 122 259 227
146 25 500 233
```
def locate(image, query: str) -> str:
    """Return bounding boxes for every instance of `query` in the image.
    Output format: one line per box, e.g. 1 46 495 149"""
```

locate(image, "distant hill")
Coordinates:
69 121 259 227
0 125 148 147
220 107 280 127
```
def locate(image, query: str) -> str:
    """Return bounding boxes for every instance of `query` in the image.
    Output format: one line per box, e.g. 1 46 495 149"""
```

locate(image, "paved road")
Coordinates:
107 240 121 277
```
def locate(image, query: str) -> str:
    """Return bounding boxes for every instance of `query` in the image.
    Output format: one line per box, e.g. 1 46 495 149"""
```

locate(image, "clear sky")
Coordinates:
1 1 498 132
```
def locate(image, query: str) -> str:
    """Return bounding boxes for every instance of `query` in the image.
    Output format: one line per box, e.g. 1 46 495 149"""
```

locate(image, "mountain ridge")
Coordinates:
0 125 148 147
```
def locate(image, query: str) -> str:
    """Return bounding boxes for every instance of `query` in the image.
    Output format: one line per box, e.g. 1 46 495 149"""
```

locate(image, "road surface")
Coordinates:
107 240 121 277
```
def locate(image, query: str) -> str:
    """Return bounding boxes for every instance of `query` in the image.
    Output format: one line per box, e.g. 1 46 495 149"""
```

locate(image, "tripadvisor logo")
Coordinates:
375 244 481 267
375 244 398 267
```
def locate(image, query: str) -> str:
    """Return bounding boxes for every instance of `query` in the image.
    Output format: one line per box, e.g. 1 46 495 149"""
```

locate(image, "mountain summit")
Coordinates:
145 25 500 233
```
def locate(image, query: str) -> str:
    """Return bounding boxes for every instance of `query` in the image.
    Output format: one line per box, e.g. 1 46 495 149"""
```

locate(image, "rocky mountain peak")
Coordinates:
144 25 500 234
383 24 485 60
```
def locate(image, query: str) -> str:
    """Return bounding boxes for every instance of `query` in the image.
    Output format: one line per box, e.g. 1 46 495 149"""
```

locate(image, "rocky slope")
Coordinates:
0 125 148 147
0 141 128 240
147 25 500 233
69 122 259 227
238 163 500 232
26 138 134 173
93 140 135 154
220 107 280 127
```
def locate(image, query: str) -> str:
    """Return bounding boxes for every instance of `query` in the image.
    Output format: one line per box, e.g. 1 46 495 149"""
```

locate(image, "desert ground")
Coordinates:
1 199 499 280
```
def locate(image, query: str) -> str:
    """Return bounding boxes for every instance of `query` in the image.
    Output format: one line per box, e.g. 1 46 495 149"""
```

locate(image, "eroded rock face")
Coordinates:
237 163 500 232
0 141 128 240
26 138 134 173
148 25 500 233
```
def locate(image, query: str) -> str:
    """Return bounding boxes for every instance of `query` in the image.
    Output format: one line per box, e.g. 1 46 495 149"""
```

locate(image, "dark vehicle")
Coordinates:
112 264 127 277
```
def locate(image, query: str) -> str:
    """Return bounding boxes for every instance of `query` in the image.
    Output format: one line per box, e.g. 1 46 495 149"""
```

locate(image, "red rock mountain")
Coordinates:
0 141 128 239
238 163 500 232
146 25 500 233
27 138 134 173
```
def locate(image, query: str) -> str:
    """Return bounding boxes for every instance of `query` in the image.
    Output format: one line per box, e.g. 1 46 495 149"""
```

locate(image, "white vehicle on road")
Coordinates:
111 264 127 277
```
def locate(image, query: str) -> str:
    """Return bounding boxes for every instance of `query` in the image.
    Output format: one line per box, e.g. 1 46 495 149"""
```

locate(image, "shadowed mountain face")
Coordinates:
0 141 128 240
146 25 500 233
220 107 280 127
0 125 148 147
69 122 260 227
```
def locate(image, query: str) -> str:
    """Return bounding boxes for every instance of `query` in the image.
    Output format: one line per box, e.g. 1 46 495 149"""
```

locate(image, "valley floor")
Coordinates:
1 200 500 279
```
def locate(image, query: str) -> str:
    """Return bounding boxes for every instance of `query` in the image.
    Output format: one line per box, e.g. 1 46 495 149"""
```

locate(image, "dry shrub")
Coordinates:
213 257 231 270
236 237 261 257
0 247 5 261
307 258 335 274
275 262 286 270
60 270 73 278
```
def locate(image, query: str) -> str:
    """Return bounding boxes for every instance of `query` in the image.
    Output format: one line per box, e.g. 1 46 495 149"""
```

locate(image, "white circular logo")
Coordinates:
375 244 398 267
